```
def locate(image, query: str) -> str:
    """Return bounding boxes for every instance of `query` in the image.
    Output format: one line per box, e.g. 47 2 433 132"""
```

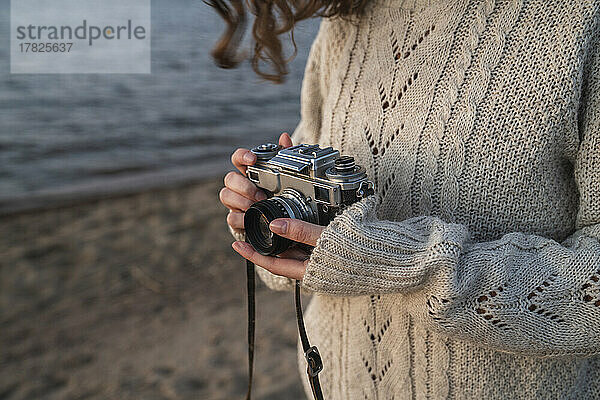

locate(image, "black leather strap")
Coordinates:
245 259 324 400
246 259 255 400
295 280 324 400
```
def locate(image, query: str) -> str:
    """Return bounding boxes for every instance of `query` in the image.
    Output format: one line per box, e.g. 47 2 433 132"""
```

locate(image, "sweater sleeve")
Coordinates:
302 34 600 358
228 20 326 292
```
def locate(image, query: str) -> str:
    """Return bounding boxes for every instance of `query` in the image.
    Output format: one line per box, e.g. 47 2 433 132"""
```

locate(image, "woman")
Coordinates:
215 0 600 398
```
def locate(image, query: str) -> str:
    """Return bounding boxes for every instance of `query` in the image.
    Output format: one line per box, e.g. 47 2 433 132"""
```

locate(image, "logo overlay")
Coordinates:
11 0 151 74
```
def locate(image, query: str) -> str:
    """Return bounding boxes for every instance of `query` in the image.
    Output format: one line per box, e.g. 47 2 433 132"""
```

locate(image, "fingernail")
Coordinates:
243 152 256 163
232 241 247 252
270 219 287 234
255 191 268 201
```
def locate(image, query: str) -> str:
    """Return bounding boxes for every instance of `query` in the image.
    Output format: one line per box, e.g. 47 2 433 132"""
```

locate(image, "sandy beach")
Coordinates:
0 178 304 400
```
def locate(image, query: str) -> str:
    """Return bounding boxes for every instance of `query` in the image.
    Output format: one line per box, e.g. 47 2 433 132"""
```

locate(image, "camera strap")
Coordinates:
245 258 324 400
245 259 255 400
295 280 324 400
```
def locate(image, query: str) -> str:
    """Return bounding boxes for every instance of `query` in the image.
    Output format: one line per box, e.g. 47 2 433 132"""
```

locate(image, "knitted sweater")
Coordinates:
234 0 600 398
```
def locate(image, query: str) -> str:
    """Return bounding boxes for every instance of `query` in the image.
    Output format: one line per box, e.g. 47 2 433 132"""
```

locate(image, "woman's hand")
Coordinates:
220 132 293 232
232 219 326 280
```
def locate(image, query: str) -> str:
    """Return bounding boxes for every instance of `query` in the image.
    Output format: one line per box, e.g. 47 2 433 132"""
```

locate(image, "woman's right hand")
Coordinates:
220 132 294 233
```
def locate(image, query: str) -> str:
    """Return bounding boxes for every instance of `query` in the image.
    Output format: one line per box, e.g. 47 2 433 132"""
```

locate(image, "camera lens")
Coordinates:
244 191 315 256
258 214 273 247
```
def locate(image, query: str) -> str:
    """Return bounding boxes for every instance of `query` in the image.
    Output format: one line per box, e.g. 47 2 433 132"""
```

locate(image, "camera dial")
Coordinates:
326 156 367 183
251 143 281 161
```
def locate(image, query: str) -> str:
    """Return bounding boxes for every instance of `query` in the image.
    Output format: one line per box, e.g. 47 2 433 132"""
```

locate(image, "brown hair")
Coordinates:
204 0 368 83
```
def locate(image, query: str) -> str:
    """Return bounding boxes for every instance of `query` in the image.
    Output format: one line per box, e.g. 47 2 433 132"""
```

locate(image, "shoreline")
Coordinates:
0 159 233 216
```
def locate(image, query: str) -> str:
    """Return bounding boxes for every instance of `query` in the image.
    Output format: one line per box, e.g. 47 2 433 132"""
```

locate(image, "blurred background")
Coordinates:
0 0 319 398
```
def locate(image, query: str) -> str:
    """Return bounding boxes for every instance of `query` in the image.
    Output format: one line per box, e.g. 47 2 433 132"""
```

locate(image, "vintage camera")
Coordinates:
244 143 374 256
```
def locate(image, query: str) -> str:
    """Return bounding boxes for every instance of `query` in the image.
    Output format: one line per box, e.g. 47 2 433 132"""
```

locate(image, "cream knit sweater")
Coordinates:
233 0 600 398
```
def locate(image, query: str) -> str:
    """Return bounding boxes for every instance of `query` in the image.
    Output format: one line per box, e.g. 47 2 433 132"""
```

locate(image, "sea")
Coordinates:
0 0 320 211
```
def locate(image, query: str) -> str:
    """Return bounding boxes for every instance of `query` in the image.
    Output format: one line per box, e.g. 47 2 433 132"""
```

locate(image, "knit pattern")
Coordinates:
234 0 600 398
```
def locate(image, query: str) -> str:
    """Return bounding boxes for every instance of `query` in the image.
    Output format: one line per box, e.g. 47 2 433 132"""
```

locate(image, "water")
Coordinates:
0 0 320 204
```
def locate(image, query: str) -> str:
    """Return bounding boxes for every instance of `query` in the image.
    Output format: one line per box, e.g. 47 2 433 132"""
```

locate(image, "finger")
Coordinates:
269 218 325 247
278 247 310 261
279 132 293 148
232 241 305 280
231 148 257 174
224 171 267 201
219 187 255 211
227 211 245 230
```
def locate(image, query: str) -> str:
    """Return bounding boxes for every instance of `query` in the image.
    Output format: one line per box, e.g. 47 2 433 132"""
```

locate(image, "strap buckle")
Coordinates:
304 346 323 377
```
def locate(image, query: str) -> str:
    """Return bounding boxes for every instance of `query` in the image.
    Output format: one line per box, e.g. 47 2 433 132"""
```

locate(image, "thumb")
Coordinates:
279 132 293 148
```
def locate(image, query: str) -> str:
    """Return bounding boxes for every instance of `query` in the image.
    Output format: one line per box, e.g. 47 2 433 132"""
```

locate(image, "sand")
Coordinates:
0 179 305 400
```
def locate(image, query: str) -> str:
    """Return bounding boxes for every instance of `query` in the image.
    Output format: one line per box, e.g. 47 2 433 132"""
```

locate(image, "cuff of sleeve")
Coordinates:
302 196 467 296
228 225 246 242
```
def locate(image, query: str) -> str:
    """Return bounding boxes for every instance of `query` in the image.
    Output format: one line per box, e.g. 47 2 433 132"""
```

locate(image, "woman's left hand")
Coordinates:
232 218 325 280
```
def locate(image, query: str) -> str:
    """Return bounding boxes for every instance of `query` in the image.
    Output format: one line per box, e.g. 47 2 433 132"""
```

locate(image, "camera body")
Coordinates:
244 143 374 256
